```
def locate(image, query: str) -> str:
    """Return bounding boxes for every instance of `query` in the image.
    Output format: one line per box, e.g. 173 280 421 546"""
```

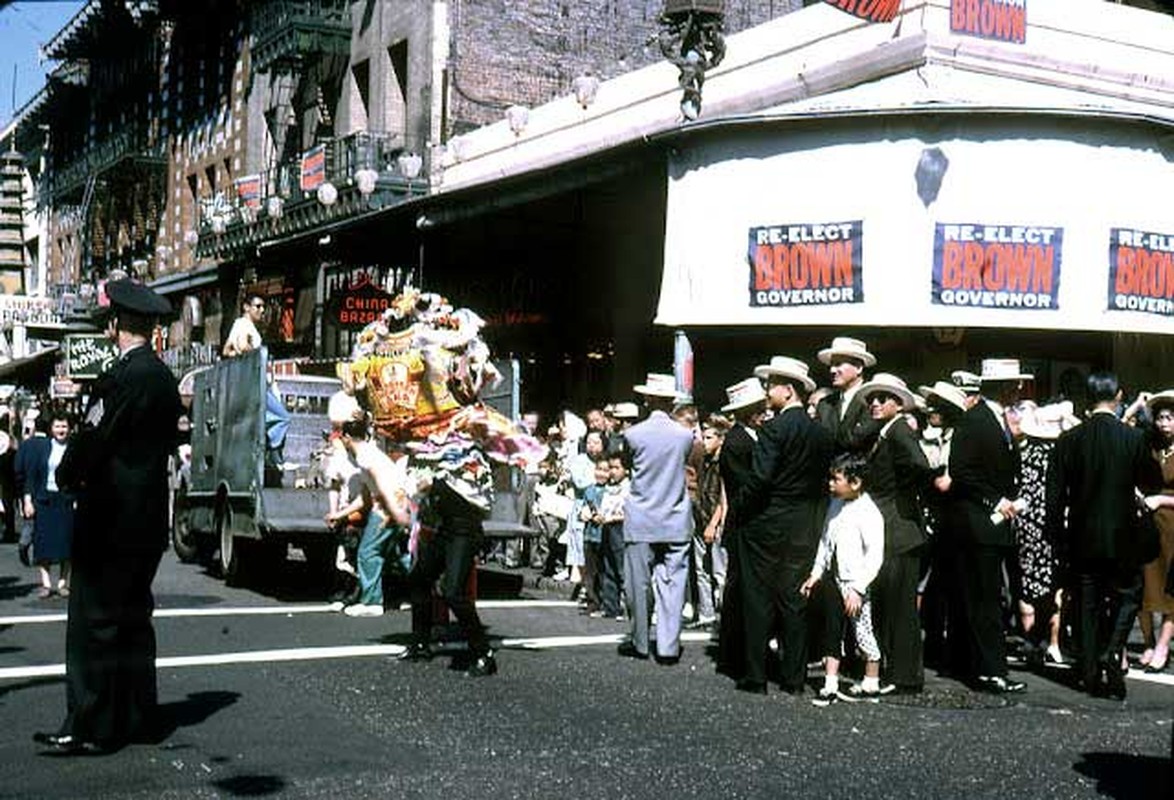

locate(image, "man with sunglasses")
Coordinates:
223 294 265 357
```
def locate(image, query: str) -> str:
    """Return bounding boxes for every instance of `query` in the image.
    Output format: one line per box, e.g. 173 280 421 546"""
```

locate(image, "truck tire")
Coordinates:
218 507 247 587
171 482 201 564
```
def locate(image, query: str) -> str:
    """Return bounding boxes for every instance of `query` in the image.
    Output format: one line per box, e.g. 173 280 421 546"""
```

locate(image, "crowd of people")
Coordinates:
505 336 1174 702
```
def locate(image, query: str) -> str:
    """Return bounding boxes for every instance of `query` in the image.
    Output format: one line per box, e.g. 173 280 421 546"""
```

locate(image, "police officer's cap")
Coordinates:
106 279 172 317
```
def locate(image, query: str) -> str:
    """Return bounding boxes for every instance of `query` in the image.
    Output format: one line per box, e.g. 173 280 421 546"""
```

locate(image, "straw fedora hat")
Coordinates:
721 377 768 412
1146 389 1174 414
610 401 640 420
979 358 1033 382
857 373 916 411
633 373 685 400
753 356 817 393
918 381 968 413
817 336 877 367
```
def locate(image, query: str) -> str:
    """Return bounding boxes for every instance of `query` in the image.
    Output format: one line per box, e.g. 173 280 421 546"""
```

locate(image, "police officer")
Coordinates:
35 279 182 753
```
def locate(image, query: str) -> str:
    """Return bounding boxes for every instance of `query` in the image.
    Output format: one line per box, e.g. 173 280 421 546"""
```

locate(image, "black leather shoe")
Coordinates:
397 642 433 662
466 651 498 677
975 675 1026 694
735 679 768 695
655 653 681 667
616 642 649 660
32 732 108 755
18 543 30 567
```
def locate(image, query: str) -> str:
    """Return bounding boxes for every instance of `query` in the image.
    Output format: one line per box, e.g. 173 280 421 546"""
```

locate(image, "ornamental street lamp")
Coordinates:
655 0 726 120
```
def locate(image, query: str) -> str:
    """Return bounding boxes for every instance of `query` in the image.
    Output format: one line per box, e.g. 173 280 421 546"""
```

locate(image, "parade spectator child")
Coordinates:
801 453 886 704
580 457 610 615
598 451 630 620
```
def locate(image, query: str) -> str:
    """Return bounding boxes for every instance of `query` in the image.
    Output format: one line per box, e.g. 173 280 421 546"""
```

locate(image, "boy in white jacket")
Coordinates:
801 453 886 704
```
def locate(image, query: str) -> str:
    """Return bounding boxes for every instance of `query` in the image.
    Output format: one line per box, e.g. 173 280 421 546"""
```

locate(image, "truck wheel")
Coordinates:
171 482 200 563
218 508 246 586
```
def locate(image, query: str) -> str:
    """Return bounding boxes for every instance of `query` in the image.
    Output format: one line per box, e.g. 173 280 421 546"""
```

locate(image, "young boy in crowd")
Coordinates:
597 450 630 620
579 457 610 616
801 453 886 705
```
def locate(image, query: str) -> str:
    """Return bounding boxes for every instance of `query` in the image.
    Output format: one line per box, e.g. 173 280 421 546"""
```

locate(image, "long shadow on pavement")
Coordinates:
150 690 241 743
1074 752 1172 799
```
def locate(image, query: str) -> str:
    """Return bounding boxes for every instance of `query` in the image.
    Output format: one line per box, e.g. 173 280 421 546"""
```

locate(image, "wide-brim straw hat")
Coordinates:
979 358 1033 382
633 372 686 400
721 377 768 412
753 356 817 393
858 373 916 411
1147 389 1174 414
919 381 968 413
817 336 877 367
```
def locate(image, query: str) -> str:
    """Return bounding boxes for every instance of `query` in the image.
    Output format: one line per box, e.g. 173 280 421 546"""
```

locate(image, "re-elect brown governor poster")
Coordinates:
932 222 1062 310
1108 228 1174 317
747 220 864 308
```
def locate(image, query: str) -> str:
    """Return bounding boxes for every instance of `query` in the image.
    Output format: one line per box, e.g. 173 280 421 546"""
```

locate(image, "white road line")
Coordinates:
0 631 716 681
0 598 579 626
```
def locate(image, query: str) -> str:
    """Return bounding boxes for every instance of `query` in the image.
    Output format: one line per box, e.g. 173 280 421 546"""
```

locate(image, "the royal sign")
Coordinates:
932 223 1061 310
64 334 120 380
1108 228 1174 317
950 0 1026 44
821 0 901 23
748 220 864 308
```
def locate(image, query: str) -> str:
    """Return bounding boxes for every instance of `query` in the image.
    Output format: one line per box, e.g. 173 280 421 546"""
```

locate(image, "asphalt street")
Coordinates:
1 540 1172 800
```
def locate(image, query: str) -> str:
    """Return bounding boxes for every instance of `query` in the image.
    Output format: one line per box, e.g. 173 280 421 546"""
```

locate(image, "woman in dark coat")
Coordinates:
17 409 75 598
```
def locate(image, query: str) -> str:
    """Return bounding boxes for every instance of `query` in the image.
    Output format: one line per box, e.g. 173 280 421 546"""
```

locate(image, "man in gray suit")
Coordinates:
618 373 695 664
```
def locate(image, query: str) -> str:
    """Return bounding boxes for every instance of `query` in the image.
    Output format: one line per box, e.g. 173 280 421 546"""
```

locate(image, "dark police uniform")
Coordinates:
41 280 182 752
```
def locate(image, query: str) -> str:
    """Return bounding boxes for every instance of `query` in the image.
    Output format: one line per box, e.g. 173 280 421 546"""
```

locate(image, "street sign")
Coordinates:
64 334 119 379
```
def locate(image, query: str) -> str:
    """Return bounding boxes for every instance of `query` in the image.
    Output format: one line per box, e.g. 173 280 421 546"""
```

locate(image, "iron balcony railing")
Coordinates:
249 0 353 74
49 127 167 200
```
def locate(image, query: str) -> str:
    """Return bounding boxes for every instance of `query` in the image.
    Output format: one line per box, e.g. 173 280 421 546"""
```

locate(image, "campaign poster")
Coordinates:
747 220 863 308
1108 228 1174 317
821 0 901 23
300 144 326 192
950 0 1027 44
932 223 1062 310
234 174 262 209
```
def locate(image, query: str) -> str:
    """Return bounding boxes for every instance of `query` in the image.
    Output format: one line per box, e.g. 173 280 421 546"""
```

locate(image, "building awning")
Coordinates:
148 263 221 296
0 346 60 382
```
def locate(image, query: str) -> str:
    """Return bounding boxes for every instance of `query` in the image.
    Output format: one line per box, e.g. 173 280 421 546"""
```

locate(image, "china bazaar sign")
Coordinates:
821 0 900 23
325 274 395 329
1108 228 1174 317
951 0 1026 44
932 222 1061 310
747 220 864 307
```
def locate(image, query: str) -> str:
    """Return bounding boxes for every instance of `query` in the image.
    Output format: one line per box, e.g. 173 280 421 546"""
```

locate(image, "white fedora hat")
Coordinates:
753 356 817 393
950 370 982 395
979 358 1033 382
721 377 768 412
858 373 916 411
1146 389 1174 414
918 381 968 413
633 372 685 400
610 401 640 419
817 336 877 367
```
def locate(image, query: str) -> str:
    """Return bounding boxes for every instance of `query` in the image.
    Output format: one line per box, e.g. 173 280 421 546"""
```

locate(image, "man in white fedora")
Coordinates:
815 336 882 455
857 373 933 696
947 357 1033 694
732 357 833 695
715 377 769 679
617 373 695 664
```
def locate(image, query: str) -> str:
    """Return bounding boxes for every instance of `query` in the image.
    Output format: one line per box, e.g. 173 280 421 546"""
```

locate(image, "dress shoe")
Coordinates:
654 653 681 667
466 651 498 677
18 542 30 567
616 642 649 660
735 679 768 695
975 675 1026 694
32 732 108 755
397 642 434 662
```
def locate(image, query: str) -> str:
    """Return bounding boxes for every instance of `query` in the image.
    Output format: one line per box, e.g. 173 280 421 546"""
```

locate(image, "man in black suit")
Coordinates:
815 336 882 455
716 377 768 679
948 358 1030 694
36 280 183 754
1046 372 1161 699
735 357 833 695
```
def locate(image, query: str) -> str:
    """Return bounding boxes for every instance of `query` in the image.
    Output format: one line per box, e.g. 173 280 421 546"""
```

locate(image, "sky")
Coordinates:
0 1 86 131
